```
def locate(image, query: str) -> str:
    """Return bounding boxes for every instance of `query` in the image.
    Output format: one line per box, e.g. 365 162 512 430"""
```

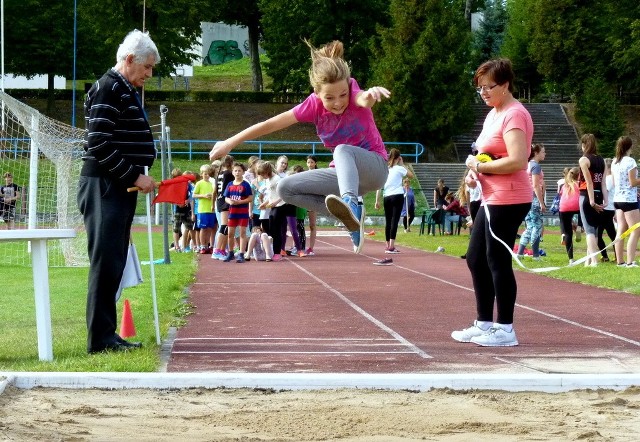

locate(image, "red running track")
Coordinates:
166 232 640 374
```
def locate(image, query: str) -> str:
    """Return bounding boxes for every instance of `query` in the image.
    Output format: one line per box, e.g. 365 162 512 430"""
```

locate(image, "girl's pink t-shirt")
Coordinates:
292 78 388 161
559 182 580 212
474 100 534 205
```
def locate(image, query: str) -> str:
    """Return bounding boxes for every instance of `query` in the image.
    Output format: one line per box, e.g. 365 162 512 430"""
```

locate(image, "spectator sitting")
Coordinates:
443 192 468 234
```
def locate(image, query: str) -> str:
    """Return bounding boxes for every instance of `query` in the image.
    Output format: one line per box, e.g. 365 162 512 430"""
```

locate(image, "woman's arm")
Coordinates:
532 173 546 211
210 110 298 160
465 128 529 175
375 189 382 210
398 157 414 179
628 167 640 188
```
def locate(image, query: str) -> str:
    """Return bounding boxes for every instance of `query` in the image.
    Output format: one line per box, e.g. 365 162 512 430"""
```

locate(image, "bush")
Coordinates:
575 77 625 157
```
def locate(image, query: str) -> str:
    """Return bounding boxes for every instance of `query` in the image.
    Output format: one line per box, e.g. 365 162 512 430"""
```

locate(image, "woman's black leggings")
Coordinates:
559 210 579 260
384 194 405 241
466 203 531 324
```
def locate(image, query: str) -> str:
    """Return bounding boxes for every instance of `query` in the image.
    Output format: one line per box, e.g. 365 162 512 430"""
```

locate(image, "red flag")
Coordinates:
152 174 196 205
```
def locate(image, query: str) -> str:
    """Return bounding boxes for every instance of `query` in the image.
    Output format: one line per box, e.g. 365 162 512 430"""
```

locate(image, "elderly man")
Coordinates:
77 30 159 354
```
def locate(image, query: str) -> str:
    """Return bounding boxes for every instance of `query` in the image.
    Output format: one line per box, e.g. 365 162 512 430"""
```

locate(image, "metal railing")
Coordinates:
1 138 425 163
164 139 425 163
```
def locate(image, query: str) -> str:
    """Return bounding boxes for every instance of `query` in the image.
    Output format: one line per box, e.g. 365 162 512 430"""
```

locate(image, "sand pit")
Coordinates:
1 385 639 440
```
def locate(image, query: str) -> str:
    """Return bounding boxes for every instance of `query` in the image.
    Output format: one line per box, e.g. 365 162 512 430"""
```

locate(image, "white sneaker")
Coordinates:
451 321 490 343
470 327 519 347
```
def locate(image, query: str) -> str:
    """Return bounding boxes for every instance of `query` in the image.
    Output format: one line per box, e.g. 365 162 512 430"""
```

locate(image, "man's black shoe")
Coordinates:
89 337 142 354
116 335 143 348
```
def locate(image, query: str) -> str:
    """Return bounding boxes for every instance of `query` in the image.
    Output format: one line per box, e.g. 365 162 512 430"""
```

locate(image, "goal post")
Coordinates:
0 90 87 267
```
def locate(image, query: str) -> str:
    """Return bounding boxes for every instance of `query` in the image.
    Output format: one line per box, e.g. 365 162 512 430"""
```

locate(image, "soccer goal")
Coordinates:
0 91 87 267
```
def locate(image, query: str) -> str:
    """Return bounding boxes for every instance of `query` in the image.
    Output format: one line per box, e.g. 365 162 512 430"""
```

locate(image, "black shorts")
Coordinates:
173 212 194 233
1 206 16 222
216 199 229 212
614 202 639 213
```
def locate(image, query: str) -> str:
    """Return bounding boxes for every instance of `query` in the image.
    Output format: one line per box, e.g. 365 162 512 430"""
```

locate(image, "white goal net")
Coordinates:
0 91 87 267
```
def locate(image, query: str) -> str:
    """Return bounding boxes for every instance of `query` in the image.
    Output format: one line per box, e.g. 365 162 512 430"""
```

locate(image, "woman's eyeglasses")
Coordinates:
476 84 499 94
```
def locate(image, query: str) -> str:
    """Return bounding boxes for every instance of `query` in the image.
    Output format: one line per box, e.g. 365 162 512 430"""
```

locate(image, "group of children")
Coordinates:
172 154 319 263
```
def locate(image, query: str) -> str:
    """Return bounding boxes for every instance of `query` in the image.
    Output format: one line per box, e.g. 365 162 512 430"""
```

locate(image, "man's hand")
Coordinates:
134 174 156 194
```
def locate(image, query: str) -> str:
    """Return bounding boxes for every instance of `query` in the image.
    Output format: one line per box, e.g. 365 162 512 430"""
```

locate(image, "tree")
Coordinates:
370 0 474 151
575 77 624 157
528 0 613 98
201 0 264 91
4 0 76 111
258 0 390 93
501 0 543 100
607 0 640 94
3 0 206 112
469 0 507 69
81 0 207 77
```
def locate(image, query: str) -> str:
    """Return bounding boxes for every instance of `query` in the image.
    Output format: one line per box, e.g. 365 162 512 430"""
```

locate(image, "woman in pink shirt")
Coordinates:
451 58 533 348
210 40 390 254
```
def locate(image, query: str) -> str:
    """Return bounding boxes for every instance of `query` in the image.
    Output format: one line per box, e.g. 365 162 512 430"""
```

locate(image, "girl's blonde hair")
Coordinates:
456 175 469 206
256 161 275 178
564 167 580 195
306 39 351 92
200 164 213 176
387 148 401 167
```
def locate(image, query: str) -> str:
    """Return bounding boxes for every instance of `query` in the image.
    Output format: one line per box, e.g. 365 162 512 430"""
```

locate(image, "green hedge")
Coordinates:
6 89 307 104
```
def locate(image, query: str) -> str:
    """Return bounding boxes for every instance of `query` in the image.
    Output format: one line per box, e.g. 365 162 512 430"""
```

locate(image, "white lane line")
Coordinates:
193 282 316 286
174 337 398 341
385 260 640 348
516 304 640 347
171 351 416 355
287 259 433 360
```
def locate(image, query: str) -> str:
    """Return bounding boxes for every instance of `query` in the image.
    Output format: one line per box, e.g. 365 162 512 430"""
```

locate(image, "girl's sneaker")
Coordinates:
212 250 226 260
626 261 639 268
385 248 400 254
305 248 315 256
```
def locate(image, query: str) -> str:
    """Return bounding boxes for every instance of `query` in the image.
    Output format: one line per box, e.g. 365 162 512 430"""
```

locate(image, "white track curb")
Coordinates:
1 372 639 393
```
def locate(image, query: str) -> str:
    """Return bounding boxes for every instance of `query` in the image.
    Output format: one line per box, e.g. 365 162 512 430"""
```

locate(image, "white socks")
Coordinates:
493 323 513 333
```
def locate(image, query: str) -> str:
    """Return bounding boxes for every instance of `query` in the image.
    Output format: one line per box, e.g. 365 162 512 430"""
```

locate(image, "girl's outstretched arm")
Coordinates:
210 110 298 160
355 86 391 108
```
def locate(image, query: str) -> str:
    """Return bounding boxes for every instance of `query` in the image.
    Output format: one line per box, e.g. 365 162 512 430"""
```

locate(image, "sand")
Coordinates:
1 386 639 441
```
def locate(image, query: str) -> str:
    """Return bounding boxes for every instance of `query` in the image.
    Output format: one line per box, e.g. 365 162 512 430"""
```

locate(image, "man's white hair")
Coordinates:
116 29 160 64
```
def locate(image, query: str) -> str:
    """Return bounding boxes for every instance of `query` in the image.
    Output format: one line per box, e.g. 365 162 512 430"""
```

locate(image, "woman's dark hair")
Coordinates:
614 136 633 163
528 143 544 161
387 148 401 167
474 58 515 93
581 133 598 156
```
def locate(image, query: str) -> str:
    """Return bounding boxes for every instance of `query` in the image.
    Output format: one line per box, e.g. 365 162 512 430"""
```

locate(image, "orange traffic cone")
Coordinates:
119 299 136 338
